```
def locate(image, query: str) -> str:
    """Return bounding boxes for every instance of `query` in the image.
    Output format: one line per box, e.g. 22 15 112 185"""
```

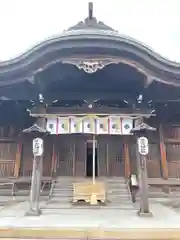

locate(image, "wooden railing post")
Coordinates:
51 140 56 177
14 142 22 178
124 138 130 178
159 124 168 179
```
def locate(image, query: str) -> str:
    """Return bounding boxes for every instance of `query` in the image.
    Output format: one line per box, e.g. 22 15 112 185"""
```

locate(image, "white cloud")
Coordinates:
0 0 180 61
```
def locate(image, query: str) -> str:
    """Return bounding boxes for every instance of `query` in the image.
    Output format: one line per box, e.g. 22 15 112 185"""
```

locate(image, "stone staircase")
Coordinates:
106 177 134 209
48 177 73 207
45 177 135 210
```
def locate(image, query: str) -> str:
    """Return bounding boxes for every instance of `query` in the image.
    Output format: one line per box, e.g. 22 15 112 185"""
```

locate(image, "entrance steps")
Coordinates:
49 177 73 204
46 177 136 210
106 177 132 206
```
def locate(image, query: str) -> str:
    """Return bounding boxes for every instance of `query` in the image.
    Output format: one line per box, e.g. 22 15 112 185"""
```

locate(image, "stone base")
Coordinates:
137 210 153 217
25 208 42 216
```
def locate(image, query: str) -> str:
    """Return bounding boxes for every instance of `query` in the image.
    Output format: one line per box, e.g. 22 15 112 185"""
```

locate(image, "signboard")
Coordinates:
138 137 149 155
33 138 44 156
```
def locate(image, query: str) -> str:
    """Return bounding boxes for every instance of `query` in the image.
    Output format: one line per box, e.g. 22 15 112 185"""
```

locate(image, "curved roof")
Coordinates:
0 2 180 86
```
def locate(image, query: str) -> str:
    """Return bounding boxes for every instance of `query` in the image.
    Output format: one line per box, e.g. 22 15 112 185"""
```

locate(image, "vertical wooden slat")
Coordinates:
97 136 107 176
159 125 168 179
14 142 22 178
51 141 56 176
73 143 75 176
106 142 109 176
75 136 86 177
124 140 130 178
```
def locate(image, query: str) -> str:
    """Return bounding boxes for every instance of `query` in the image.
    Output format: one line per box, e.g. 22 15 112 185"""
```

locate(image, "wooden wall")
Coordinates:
0 126 18 177
129 142 161 178
164 126 180 178
0 124 180 179
0 142 17 177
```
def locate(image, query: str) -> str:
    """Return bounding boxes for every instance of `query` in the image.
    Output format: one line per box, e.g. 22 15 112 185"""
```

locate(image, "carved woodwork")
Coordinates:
62 59 119 74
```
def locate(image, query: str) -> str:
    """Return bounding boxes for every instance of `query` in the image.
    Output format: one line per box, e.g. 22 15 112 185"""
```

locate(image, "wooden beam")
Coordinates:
159 125 168 179
124 140 130 178
31 106 155 117
144 75 154 88
14 142 22 178
43 92 137 103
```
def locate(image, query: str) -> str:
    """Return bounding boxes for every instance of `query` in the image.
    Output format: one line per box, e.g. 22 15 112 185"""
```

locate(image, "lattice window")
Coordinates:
0 143 17 160
147 143 160 162
116 144 124 163
166 143 180 162
164 126 180 139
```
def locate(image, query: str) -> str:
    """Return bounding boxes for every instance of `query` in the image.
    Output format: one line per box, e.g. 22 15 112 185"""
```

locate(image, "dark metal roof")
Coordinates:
67 2 114 32
0 2 180 86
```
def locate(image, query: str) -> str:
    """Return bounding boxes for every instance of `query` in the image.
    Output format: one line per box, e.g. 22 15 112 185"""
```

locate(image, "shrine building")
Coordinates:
0 2 180 195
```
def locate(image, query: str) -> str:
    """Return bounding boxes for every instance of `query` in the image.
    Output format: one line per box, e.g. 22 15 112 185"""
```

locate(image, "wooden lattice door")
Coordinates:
97 136 109 176
107 136 125 177
74 135 86 177
56 136 74 176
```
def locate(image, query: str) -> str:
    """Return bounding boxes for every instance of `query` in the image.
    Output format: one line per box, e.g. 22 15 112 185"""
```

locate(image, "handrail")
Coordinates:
127 174 139 202
48 179 56 201
127 178 133 201
40 181 47 193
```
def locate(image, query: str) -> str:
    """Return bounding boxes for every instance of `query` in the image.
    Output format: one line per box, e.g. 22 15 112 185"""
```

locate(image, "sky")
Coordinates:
0 0 180 62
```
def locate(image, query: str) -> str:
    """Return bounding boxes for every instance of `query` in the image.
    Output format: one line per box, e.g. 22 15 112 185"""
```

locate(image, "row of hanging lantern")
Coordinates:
46 115 135 135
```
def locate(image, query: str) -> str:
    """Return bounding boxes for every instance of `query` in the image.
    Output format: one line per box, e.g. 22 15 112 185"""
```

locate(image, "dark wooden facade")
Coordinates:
0 123 179 179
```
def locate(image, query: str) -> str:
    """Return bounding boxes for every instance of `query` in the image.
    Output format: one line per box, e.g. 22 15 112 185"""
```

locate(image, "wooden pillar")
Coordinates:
159 125 168 179
124 140 130 178
51 139 56 177
14 142 22 178
26 105 47 216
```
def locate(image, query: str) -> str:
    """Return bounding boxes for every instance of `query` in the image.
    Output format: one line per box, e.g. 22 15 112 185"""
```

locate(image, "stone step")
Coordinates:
50 198 72 203
108 194 130 198
54 184 73 188
107 182 126 186
107 184 127 188
52 192 73 196
42 204 136 212
53 188 73 191
52 189 72 192
108 188 128 193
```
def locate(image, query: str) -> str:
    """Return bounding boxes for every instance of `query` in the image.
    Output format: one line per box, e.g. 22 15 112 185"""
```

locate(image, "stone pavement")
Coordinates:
0 200 180 239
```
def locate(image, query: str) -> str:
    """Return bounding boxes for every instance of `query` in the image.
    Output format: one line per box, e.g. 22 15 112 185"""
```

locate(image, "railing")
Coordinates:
0 182 15 198
127 178 132 202
0 160 15 177
48 179 56 201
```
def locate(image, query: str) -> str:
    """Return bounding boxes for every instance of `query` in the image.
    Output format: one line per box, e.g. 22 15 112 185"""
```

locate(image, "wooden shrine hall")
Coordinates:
1 2 180 192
